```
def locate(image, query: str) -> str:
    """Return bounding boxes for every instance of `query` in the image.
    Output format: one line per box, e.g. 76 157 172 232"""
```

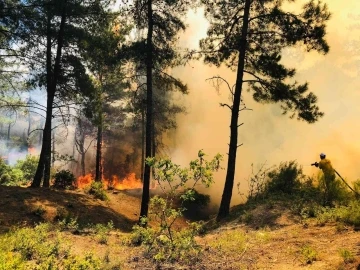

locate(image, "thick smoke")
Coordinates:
170 3 360 206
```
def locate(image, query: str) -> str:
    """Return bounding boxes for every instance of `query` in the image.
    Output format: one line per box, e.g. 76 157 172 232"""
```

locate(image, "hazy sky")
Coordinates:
170 0 360 204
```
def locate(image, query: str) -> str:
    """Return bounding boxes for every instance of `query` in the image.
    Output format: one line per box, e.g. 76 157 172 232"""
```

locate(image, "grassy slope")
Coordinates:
0 186 360 269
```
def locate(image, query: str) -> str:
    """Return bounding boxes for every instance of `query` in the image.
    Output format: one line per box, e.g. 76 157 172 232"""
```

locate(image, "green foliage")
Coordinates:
180 189 211 220
353 179 360 194
0 157 27 186
209 230 247 255
265 161 304 195
0 223 102 269
87 181 109 201
317 175 352 205
247 161 318 201
132 150 222 263
58 218 79 233
336 201 360 226
53 170 76 189
304 200 360 227
300 245 318 264
339 248 355 264
93 221 114 244
14 155 39 183
200 0 330 123
63 252 102 270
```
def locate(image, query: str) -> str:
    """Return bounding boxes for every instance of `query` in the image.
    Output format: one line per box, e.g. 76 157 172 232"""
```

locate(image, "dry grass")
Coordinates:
1 186 360 269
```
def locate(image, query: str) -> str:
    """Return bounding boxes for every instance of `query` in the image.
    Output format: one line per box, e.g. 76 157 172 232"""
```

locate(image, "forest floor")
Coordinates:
1 185 360 269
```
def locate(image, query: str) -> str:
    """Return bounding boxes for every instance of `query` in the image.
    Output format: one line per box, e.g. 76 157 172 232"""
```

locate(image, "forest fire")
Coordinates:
28 147 37 155
108 173 143 190
75 173 143 190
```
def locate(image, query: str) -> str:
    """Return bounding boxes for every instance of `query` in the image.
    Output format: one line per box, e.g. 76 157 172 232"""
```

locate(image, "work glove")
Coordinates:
311 162 319 167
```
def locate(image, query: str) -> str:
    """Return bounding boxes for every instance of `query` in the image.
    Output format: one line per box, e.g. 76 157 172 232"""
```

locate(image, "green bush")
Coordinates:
53 170 76 189
93 221 114 244
265 161 304 195
0 173 11 184
300 245 318 264
87 181 109 201
0 157 9 176
180 189 211 220
14 155 39 183
0 158 25 186
131 150 222 264
339 248 355 263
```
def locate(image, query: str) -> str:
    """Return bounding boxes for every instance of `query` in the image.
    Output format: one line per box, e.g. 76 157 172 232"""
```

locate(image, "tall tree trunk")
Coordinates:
139 0 154 222
7 123 11 140
81 151 86 176
217 0 251 221
95 110 103 182
141 106 145 182
27 107 31 138
52 131 55 166
32 2 67 188
32 92 54 187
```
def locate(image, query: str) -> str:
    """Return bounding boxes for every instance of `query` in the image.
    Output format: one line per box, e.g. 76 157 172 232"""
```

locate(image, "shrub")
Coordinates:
180 189 211 220
339 248 355 263
87 181 109 201
300 245 318 264
0 173 11 184
53 170 75 189
14 155 39 183
131 150 222 264
0 157 9 176
265 161 304 195
0 158 25 186
93 221 114 244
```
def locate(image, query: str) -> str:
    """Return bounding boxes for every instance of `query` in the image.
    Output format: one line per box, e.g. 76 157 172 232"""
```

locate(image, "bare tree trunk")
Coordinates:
139 0 154 222
52 131 55 166
27 107 31 138
217 0 251 221
7 123 10 140
81 152 85 176
141 106 145 182
95 110 103 182
32 2 67 188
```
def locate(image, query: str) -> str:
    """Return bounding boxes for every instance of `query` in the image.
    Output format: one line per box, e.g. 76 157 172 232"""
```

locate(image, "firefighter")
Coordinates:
312 153 336 205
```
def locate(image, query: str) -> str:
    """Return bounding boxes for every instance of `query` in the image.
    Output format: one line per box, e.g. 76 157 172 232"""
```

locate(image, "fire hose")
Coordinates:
311 163 360 196
334 169 360 196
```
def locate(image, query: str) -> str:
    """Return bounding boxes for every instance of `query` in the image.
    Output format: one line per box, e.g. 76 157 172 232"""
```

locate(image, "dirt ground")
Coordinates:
1 186 360 269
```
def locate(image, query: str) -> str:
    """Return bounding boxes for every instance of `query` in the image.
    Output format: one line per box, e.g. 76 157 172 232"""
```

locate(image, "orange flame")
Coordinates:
76 174 93 189
75 173 145 190
111 173 143 190
28 147 37 155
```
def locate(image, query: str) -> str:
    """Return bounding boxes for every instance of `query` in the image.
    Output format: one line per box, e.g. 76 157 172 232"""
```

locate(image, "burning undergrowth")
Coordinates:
75 173 160 198
76 173 143 190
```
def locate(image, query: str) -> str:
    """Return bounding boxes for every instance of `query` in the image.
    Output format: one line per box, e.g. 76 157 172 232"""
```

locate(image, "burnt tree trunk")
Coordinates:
139 0 154 222
217 0 251 221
